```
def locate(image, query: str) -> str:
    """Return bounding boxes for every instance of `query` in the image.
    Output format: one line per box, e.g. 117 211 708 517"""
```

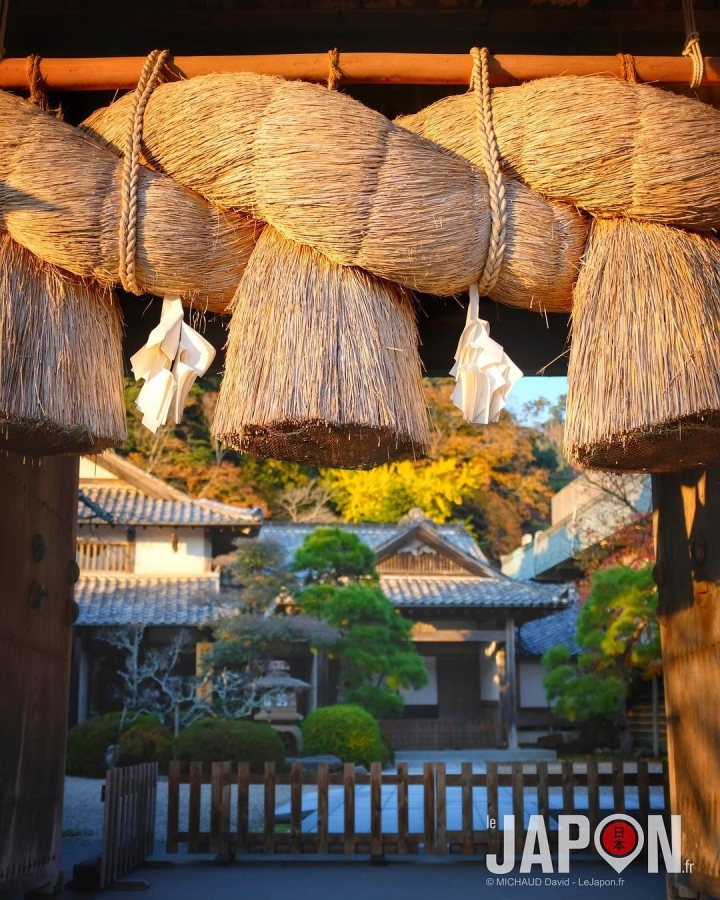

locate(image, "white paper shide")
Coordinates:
450 284 522 424
130 297 216 433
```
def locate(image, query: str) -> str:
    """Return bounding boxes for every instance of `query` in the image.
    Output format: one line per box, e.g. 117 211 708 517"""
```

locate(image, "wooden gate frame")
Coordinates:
100 763 158 889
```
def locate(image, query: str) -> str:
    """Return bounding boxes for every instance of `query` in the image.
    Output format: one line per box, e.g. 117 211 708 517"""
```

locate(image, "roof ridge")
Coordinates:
79 572 220 582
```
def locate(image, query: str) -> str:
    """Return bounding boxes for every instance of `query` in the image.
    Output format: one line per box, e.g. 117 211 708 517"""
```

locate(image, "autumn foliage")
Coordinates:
121 376 570 562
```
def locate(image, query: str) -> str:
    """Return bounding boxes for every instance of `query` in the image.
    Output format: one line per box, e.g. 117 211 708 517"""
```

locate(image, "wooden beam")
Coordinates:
0 53 718 91
653 468 720 899
411 625 507 643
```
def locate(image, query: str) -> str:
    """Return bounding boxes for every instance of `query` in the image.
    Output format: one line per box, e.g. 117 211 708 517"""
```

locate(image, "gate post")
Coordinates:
0 454 79 896
653 468 720 900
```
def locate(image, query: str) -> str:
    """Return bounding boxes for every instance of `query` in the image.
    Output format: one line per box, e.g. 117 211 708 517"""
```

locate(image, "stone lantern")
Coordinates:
253 659 310 752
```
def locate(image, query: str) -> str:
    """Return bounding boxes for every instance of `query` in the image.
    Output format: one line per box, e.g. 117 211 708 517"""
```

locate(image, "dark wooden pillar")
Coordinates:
653 468 720 900
505 618 518 750
0 454 79 896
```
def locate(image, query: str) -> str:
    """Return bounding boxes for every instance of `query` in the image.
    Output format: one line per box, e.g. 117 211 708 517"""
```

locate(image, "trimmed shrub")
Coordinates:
116 721 174 772
174 719 286 774
344 685 403 720
302 705 389 768
66 713 161 778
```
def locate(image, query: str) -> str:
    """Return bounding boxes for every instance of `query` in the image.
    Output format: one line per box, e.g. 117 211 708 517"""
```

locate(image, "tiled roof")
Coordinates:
77 486 262 528
75 574 222 626
75 572 569 627
380 575 570 609
261 522 489 564
517 603 581 656
83 452 190 500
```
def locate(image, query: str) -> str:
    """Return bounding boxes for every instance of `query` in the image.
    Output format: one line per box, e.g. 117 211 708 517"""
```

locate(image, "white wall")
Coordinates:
400 656 438 705
79 458 116 480
480 648 500 702
78 524 211 575
134 527 210 575
519 661 550 708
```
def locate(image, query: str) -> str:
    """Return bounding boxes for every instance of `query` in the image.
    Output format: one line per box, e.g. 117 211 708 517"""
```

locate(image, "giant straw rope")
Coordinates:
2 49 720 470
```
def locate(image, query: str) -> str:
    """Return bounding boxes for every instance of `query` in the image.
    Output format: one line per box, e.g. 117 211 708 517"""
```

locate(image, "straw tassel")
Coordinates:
213 226 430 469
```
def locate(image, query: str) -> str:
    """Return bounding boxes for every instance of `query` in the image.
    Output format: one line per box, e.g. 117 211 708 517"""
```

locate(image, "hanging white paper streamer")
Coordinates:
450 284 522 424
130 297 216 433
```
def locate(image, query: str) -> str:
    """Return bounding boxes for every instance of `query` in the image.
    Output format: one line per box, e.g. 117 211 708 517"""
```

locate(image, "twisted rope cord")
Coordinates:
26 54 62 117
616 52 639 85
118 49 170 295
327 48 342 91
470 47 507 299
682 0 705 89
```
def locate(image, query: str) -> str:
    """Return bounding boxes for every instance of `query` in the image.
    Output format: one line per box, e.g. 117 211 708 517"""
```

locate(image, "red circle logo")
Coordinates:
599 818 640 858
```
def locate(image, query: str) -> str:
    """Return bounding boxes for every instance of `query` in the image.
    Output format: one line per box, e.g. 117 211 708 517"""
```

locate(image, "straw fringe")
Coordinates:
398 75 720 231
565 217 720 473
212 226 430 469
82 72 587 310
0 233 127 455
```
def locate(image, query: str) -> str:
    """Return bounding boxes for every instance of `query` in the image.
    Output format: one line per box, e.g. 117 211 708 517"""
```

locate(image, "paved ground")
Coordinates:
58 855 668 899
395 750 559 765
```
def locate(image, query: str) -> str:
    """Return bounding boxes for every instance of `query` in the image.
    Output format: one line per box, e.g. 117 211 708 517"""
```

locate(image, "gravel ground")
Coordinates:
62 777 293 848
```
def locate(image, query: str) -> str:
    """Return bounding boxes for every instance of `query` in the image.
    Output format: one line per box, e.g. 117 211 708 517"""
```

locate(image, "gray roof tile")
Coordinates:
517 603 581 655
261 522 489 564
380 575 569 609
75 574 221 626
77 487 262 527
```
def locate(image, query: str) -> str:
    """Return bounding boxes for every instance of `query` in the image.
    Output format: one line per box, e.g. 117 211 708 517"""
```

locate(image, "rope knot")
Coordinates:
118 49 171 296
327 48 343 92
469 46 507 300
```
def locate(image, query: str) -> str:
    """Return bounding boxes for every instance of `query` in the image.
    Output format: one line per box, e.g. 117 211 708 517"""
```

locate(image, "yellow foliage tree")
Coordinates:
323 457 485 524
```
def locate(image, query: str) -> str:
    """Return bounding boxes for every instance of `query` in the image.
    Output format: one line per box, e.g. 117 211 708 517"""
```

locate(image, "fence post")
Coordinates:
612 759 625 812
512 763 524 856
586 759 600 839
188 762 201 854
343 763 355 855
423 762 435 855
487 761 499 857
461 762 473 856
638 761 650 829
397 763 409 855
291 763 303 855
536 762 549 841
317 763 329 855
236 762 250 855
561 761 574 817
370 762 383 859
99 769 115 889
166 761 180 854
435 763 446 856
264 761 276 855
210 761 231 857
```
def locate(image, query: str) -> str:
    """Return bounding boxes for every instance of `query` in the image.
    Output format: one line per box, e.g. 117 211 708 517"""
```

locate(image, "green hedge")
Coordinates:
116 720 174 772
66 713 161 778
302 705 390 768
174 719 286 774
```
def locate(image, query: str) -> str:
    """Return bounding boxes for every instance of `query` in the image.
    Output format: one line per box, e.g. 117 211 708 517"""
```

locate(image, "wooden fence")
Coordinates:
166 759 669 858
100 763 158 888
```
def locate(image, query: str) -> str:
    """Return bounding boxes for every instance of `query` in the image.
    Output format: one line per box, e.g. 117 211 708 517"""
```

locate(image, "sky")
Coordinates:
506 375 567 422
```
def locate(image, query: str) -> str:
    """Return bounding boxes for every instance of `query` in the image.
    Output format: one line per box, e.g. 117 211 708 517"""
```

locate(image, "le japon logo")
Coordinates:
484 813 691 875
